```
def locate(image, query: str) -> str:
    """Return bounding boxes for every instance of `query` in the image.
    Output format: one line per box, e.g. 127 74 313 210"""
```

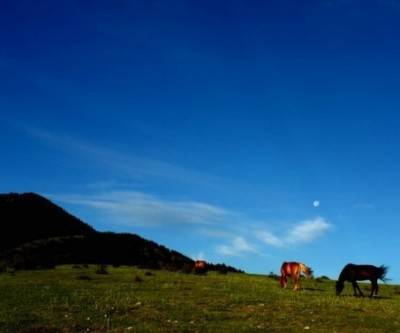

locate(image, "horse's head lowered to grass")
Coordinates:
300 263 313 279
335 280 345 295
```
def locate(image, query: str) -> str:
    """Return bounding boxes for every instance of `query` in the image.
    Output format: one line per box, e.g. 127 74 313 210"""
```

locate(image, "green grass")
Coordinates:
1 266 400 332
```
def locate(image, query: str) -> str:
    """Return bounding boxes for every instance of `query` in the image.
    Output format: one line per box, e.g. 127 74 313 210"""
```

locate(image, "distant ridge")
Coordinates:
0 192 95 252
0 193 242 273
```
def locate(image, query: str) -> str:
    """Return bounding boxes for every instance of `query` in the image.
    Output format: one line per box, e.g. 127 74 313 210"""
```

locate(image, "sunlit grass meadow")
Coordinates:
1 266 400 332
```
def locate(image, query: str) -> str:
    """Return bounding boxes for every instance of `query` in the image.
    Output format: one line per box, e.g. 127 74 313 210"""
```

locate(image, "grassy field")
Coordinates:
1 266 400 333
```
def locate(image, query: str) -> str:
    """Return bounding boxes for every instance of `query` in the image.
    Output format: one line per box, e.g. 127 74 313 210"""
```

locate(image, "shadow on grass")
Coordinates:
303 287 326 292
336 295 392 300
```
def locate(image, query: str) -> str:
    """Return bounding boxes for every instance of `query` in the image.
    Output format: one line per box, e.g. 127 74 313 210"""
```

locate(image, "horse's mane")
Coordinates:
338 264 352 281
299 263 312 274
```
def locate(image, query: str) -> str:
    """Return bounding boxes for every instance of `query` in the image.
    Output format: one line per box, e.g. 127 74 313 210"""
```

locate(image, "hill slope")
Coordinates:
0 192 95 252
0 193 241 273
0 193 193 270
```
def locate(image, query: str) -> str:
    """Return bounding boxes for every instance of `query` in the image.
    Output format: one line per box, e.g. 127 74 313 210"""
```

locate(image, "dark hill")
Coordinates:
0 193 242 273
0 192 95 252
0 234 193 271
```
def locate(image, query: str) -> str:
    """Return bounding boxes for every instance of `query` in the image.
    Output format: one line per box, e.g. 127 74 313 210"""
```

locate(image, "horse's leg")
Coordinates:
352 281 358 296
370 280 378 297
293 275 300 291
355 282 364 297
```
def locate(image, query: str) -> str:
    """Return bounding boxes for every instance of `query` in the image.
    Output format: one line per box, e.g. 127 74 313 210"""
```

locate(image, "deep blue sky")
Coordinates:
2 0 400 280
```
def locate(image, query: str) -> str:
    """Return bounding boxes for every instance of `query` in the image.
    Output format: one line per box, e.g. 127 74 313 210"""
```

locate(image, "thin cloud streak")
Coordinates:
52 190 332 259
53 191 229 227
257 230 284 247
24 127 223 188
216 236 256 257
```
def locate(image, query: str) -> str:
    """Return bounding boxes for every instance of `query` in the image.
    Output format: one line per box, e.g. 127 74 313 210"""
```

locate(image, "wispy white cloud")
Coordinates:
53 191 229 227
256 230 284 247
285 217 331 244
256 217 331 248
52 188 331 258
216 236 256 257
24 127 222 188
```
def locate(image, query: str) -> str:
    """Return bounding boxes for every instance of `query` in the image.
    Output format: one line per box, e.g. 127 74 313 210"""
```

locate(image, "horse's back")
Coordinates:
281 262 301 276
282 261 300 267
339 263 386 281
344 263 378 269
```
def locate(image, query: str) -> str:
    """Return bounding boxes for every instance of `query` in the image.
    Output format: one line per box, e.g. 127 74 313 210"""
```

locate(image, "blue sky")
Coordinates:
2 0 400 280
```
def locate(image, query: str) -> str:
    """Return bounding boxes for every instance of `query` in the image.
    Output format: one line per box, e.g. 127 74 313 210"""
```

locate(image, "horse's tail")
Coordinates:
279 274 287 288
280 263 287 288
378 265 389 282
280 262 287 276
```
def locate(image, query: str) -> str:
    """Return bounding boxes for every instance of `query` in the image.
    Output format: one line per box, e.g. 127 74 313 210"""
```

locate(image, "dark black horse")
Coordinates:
336 263 388 297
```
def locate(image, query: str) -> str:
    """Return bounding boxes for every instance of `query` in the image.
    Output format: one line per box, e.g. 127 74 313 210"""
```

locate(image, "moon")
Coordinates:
313 200 320 208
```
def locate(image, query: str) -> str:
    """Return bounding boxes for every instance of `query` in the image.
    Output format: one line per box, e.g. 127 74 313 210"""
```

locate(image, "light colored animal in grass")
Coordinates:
279 262 313 290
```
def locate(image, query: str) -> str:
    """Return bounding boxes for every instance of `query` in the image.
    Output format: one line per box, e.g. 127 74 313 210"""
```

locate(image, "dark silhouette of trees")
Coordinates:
0 193 242 274
0 192 95 252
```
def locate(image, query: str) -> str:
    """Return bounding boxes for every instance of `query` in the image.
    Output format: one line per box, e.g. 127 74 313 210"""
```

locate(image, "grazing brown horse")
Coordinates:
280 262 313 290
336 264 388 297
193 260 207 274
